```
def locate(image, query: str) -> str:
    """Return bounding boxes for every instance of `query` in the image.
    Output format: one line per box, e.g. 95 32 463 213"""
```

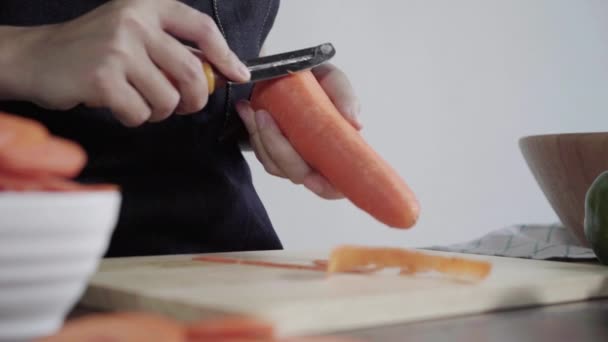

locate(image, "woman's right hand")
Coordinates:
1 0 249 127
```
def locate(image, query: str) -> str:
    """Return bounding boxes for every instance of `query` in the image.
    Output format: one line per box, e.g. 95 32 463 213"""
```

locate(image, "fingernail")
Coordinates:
352 116 363 130
236 100 252 119
237 62 251 80
304 178 324 195
349 103 363 129
255 110 272 129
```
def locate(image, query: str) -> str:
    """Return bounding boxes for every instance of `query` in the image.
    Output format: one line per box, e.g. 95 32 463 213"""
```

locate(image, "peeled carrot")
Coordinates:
0 136 87 178
250 71 419 228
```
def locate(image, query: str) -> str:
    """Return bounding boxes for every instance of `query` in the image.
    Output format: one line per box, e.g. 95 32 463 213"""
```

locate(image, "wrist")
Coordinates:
0 26 46 101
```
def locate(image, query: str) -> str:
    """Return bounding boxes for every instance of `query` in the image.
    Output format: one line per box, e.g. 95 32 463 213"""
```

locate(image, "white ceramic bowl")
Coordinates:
0 190 121 342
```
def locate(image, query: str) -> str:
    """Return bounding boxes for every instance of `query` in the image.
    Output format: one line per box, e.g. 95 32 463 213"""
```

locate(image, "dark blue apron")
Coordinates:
0 0 283 256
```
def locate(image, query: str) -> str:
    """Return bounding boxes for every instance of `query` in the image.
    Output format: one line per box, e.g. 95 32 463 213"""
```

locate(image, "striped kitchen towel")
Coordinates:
425 224 597 260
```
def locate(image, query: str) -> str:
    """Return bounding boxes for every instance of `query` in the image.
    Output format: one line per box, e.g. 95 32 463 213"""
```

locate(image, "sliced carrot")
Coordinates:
0 171 77 192
186 317 275 341
0 136 87 178
327 245 492 281
0 170 118 192
0 112 49 149
35 312 185 342
0 111 86 178
250 71 419 229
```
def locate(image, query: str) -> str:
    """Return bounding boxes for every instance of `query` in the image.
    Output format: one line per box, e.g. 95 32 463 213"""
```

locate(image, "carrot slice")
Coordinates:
0 136 87 178
327 245 492 281
186 317 275 341
35 312 185 342
0 171 78 191
0 112 49 149
250 71 419 229
0 170 118 192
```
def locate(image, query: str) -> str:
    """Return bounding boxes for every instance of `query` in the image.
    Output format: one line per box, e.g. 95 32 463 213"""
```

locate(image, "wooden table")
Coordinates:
72 298 608 341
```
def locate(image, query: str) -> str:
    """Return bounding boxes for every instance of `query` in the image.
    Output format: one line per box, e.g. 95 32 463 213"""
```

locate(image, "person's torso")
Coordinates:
0 0 283 255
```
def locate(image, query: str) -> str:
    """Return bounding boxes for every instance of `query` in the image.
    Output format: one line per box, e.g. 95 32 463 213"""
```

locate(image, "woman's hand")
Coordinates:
236 63 361 199
0 0 249 127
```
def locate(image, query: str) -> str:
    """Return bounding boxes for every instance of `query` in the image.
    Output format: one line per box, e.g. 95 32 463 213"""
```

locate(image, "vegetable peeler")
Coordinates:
193 43 336 94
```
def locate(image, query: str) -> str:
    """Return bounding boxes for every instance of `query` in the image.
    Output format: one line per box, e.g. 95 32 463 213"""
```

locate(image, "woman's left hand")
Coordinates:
236 63 361 200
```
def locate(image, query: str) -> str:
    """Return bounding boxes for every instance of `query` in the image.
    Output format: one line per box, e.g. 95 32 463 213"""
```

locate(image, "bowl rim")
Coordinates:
0 189 120 197
519 131 608 142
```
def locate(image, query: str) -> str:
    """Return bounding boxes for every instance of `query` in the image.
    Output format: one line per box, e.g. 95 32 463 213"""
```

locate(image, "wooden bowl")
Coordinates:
519 132 608 247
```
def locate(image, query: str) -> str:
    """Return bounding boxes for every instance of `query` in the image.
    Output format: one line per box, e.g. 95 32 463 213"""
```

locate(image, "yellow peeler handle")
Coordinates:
186 46 220 95
202 62 216 95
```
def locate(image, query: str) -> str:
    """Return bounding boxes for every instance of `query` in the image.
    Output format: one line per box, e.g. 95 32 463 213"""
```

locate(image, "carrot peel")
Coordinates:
327 245 492 281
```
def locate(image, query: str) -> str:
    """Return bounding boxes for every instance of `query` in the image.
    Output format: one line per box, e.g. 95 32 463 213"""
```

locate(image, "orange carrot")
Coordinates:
327 245 492 281
35 312 185 342
0 171 78 191
0 170 118 192
0 112 116 192
36 312 363 342
186 317 275 341
250 71 419 228
0 112 49 149
0 112 87 177
0 136 87 178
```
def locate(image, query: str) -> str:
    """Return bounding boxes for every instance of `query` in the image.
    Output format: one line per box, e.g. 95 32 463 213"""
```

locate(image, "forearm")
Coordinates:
0 25 41 101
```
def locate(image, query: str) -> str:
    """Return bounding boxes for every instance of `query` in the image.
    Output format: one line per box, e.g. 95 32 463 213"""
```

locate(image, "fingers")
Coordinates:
111 86 150 127
160 1 250 83
236 100 344 200
253 110 311 184
127 48 180 123
302 173 345 200
89 73 151 127
146 32 208 115
92 0 249 125
312 63 362 130
236 101 285 178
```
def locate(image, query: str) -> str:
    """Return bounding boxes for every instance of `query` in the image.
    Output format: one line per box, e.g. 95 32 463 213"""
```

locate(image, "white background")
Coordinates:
244 0 608 250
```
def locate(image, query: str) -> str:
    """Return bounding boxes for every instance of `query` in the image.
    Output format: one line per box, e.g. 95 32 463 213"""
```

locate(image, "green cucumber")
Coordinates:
584 171 608 264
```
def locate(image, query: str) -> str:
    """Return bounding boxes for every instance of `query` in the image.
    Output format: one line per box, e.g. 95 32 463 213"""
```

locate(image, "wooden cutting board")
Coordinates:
79 249 608 337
